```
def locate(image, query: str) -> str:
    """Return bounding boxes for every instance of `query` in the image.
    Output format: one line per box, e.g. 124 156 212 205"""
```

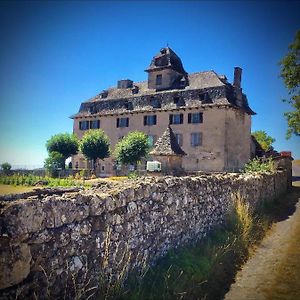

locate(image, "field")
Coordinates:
0 184 35 195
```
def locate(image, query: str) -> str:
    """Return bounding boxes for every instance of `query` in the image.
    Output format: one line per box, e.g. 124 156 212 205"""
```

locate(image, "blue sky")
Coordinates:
0 0 299 168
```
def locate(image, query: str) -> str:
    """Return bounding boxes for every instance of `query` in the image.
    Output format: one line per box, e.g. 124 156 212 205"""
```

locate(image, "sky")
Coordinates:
0 0 299 168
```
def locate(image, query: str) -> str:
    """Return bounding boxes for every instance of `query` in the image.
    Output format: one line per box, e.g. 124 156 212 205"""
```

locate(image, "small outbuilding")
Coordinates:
150 126 186 175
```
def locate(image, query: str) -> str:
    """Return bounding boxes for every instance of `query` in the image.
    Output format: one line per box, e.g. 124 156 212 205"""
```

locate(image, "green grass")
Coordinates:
0 174 91 189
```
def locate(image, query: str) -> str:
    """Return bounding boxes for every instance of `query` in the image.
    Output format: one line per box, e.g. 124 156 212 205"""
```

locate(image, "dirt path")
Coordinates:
225 176 300 300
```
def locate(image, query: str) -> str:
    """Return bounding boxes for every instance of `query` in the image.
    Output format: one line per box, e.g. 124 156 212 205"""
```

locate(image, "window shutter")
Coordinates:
154 115 157 125
116 118 120 128
188 113 191 123
200 113 203 123
97 120 100 128
89 121 92 129
180 114 183 124
169 115 173 125
126 118 129 127
144 116 147 126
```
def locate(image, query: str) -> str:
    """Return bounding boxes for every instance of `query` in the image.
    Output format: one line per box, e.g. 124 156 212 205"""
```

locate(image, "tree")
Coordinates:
46 133 79 169
279 30 300 139
44 152 65 177
1 162 12 175
79 130 110 172
252 130 275 151
114 131 149 167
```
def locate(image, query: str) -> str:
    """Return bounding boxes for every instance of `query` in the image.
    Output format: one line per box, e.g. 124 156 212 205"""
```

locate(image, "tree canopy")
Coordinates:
252 130 275 151
279 30 300 139
79 130 110 170
1 162 11 174
46 133 79 169
44 151 65 177
114 131 149 166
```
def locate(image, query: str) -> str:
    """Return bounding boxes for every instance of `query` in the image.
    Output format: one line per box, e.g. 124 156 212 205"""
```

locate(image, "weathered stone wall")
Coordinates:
0 171 288 299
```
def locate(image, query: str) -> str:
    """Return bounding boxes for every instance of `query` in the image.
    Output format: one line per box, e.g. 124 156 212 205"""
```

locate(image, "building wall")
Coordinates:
224 109 251 171
73 107 246 174
0 170 289 298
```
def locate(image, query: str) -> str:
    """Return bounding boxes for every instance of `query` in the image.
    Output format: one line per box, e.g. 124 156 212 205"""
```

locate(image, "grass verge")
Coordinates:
114 188 300 300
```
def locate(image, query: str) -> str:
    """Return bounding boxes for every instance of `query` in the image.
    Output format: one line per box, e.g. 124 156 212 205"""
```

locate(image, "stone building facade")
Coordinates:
71 47 255 175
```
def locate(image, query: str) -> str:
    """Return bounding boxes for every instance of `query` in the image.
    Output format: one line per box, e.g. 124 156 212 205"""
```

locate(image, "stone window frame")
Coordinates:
188 112 203 124
116 117 129 128
144 115 157 126
191 132 202 147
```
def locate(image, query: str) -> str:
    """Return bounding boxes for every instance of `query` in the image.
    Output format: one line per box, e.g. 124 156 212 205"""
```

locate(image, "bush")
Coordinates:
1 162 12 175
243 157 276 174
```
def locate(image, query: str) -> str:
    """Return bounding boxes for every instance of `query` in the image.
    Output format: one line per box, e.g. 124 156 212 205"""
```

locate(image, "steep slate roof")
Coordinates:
150 126 186 156
71 47 256 118
146 47 187 75
83 71 224 103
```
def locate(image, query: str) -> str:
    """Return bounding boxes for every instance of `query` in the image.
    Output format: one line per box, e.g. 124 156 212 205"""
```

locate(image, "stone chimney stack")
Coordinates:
233 67 242 88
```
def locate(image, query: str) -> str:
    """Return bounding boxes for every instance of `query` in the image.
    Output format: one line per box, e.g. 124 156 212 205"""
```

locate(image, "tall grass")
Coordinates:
119 194 259 300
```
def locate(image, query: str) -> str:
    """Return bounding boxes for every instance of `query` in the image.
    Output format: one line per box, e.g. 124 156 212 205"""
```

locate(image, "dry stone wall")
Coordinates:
0 171 288 299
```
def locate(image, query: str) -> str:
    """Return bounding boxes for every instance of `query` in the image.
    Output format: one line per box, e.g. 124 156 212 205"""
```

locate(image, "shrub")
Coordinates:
1 162 12 175
243 157 276 174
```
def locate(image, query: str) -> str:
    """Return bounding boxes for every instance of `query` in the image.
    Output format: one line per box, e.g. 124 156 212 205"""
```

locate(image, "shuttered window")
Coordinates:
144 115 157 126
169 113 183 125
90 120 100 129
117 117 129 128
79 120 89 130
188 112 203 124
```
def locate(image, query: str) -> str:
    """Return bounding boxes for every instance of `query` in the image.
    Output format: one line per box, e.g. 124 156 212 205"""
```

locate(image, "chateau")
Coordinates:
71 47 255 175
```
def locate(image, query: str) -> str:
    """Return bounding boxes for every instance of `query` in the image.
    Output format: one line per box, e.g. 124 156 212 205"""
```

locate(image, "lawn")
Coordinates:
0 184 35 195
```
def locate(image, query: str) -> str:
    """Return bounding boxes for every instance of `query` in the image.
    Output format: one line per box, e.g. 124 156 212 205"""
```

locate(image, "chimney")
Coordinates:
233 67 242 88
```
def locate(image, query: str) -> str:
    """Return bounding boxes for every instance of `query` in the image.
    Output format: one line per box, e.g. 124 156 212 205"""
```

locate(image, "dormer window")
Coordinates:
173 97 179 104
124 101 133 110
199 92 210 102
150 97 161 108
156 74 162 86
132 85 139 94
101 90 108 99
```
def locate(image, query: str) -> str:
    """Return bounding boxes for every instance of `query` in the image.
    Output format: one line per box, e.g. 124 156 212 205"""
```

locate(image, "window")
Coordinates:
124 101 133 110
144 115 157 126
90 120 100 129
199 92 210 102
169 113 183 125
174 133 183 147
116 117 129 128
156 74 162 85
188 112 203 124
79 120 89 130
147 135 156 147
173 97 180 104
150 97 161 108
191 132 202 147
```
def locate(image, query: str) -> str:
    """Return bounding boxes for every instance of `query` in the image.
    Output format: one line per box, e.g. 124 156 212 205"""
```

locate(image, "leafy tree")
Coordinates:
1 162 12 175
252 130 275 151
114 131 149 167
46 133 79 169
44 152 65 177
79 130 110 172
279 30 300 139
